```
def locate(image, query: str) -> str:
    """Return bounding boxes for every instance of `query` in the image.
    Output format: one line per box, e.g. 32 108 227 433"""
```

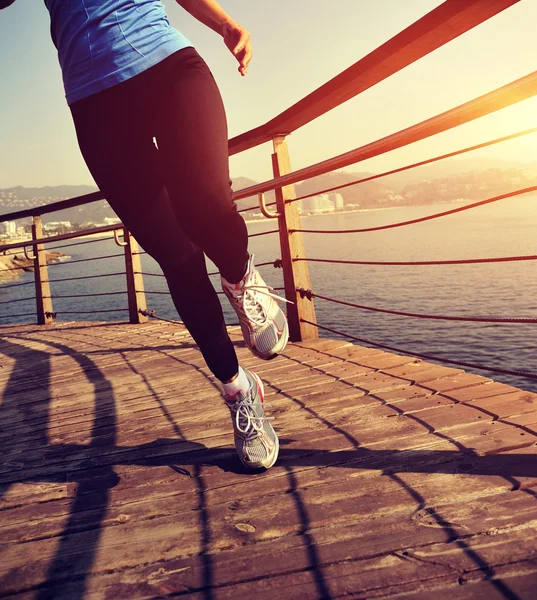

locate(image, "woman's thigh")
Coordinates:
69 81 200 269
152 49 236 225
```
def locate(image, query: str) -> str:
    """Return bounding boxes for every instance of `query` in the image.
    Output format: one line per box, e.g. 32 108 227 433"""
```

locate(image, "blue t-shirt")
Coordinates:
45 0 193 105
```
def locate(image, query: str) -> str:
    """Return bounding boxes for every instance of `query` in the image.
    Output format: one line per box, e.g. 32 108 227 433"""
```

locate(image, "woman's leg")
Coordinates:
69 73 239 382
146 48 288 363
149 47 250 284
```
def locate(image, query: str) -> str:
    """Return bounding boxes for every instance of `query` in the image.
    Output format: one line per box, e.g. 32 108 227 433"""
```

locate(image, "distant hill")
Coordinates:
368 157 537 189
1 185 98 201
2 159 537 224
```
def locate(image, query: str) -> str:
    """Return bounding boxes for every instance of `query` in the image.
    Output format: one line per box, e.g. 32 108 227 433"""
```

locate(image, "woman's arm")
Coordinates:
175 0 251 76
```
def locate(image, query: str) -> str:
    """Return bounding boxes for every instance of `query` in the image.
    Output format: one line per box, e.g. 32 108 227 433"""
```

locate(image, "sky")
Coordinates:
2 0 537 189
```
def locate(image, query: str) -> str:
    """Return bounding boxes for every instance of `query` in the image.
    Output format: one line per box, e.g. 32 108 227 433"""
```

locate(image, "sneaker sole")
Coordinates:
251 319 289 361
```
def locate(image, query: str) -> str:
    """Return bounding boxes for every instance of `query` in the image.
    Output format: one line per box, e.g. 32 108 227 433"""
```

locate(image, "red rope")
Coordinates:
292 186 537 234
307 291 537 324
295 255 537 267
300 319 537 380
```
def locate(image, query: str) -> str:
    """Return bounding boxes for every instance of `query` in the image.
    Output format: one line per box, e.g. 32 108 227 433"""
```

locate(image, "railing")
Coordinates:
1 0 536 383
0 219 145 324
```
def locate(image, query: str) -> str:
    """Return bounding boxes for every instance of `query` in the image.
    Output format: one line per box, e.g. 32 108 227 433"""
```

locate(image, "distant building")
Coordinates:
0 221 17 236
104 217 122 226
44 221 71 232
332 193 344 210
299 193 335 214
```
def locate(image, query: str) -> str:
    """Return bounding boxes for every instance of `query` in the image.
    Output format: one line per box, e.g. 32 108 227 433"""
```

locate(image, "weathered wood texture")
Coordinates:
0 321 536 599
272 135 317 342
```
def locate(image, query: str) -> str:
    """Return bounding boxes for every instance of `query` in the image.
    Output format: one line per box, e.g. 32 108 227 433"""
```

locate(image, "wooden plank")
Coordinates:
385 571 537 599
6 490 537 599
1 322 537 600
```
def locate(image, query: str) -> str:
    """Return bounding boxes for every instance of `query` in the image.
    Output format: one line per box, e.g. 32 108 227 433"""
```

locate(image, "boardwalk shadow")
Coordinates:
0 334 211 599
1 327 535 599
0 334 122 599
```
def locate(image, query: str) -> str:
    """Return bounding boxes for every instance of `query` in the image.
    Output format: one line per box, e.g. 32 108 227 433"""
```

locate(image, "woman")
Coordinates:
1 0 289 471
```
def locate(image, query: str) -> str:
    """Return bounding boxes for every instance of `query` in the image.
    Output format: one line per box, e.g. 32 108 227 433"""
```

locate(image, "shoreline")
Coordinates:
243 199 469 224
0 250 67 283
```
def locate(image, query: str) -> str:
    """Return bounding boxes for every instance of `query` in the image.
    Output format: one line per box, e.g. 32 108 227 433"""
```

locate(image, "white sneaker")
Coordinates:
222 254 290 360
223 369 279 470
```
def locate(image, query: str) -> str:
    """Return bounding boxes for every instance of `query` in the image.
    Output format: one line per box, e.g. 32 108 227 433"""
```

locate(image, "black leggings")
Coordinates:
70 47 248 382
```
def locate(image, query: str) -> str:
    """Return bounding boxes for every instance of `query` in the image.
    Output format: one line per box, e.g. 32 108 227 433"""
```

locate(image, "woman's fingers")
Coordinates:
223 21 252 75
238 44 252 76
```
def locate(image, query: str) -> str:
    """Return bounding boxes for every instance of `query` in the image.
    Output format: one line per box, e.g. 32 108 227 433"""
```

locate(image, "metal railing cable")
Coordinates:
46 272 125 283
230 68 537 208
299 319 537 381
139 308 240 328
138 309 184 326
143 286 286 296
47 236 115 250
137 260 282 280
0 281 35 289
292 186 537 234
294 254 537 267
298 289 537 324
249 229 279 238
288 127 537 205
0 312 36 320
47 291 127 299
235 126 537 213
0 296 35 305
0 223 123 254
56 308 128 315
206 260 282 278
45 253 124 266
1 264 37 272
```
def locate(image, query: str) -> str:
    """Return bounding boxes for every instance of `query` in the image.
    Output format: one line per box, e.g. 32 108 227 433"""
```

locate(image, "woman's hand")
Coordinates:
175 1 252 75
222 20 251 76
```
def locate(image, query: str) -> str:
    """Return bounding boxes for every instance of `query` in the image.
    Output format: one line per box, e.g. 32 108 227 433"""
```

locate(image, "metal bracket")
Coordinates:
258 192 280 219
24 245 36 260
114 228 128 247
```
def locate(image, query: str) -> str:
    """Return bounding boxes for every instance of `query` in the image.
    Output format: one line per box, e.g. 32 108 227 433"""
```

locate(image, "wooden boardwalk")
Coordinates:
1 321 537 599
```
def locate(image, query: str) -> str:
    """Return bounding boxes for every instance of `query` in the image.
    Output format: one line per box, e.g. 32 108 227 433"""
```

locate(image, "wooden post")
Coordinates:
32 216 54 325
272 135 318 341
123 228 148 324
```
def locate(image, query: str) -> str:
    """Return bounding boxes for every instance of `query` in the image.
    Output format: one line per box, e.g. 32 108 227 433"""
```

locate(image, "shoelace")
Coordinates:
237 284 292 326
227 398 274 441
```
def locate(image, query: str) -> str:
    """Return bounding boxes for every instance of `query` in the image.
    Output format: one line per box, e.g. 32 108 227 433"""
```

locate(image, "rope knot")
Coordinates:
273 258 283 269
139 308 157 318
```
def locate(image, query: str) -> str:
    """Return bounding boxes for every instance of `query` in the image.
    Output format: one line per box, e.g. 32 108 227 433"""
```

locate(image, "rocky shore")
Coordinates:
0 250 66 283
